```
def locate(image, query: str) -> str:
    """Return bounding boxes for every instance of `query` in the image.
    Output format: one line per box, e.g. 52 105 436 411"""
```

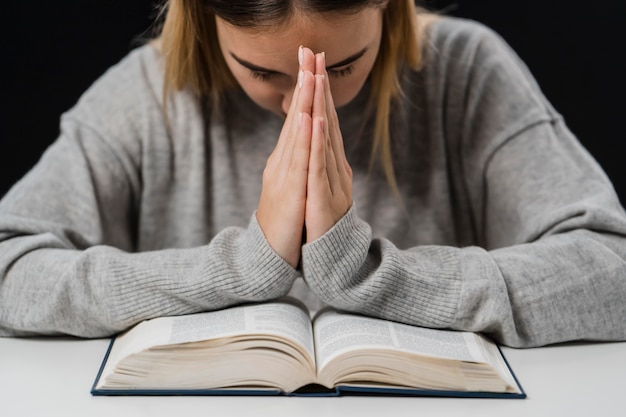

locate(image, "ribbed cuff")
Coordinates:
102 215 298 329
234 213 300 298
302 206 371 285
301 205 462 329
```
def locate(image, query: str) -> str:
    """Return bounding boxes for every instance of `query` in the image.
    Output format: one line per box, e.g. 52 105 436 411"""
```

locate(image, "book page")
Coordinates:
313 310 479 372
167 302 314 353
97 302 315 388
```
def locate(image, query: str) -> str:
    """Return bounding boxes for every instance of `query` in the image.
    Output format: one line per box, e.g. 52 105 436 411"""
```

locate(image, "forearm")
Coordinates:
466 230 626 346
0 216 297 338
301 207 626 348
302 206 462 329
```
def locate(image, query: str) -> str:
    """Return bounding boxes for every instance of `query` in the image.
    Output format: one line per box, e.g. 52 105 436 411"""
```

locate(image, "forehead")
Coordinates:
216 9 381 64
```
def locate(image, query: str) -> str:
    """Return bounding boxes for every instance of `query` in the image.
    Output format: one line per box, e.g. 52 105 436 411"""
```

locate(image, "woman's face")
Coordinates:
215 8 384 117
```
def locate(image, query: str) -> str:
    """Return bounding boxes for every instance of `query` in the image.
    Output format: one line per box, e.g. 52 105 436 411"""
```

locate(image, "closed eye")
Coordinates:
328 65 354 78
249 70 278 81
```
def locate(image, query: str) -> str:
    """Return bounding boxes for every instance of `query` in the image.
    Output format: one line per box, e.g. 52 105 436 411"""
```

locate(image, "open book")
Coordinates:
91 300 525 398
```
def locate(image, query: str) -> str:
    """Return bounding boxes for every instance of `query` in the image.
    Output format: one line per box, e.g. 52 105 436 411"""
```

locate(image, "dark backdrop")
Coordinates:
2 1 625 202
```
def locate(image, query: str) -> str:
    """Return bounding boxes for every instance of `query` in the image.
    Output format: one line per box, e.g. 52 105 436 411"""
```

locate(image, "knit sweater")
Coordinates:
1 17 625 347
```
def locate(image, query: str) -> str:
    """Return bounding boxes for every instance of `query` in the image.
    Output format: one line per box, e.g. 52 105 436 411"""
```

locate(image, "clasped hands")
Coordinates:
257 46 353 268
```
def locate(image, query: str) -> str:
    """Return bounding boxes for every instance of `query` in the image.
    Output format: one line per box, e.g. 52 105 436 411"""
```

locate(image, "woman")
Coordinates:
0 0 625 347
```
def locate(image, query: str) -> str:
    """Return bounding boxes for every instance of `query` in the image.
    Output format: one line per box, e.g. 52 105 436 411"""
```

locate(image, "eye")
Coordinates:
328 65 354 78
250 70 277 81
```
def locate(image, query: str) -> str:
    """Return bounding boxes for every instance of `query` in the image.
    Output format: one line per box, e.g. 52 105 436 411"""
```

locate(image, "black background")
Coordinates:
2 1 625 202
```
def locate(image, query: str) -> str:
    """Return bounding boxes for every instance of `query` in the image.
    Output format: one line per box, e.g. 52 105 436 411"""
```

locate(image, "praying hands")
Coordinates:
256 46 353 268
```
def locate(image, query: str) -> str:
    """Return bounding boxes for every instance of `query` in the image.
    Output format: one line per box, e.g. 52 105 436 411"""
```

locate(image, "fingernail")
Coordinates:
298 70 303 88
298 46 303 66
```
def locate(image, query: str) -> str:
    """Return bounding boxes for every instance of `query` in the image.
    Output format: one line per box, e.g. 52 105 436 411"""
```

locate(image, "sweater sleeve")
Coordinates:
301 20 626 348
0 123 296 338
302 160 626 348
0 48 297 338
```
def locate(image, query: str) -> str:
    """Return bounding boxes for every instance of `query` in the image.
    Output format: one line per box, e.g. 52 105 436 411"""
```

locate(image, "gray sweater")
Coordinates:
1 17 625 347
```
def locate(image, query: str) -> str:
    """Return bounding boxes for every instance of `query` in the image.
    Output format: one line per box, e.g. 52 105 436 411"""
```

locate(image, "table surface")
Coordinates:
1 337 624 417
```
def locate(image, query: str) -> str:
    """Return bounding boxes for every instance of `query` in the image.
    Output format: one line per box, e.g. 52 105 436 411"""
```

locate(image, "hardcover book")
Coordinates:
91 300 525 398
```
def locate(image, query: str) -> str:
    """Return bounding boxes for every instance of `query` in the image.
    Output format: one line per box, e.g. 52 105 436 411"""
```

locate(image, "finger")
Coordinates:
315 53 350 185
311 57 332 183
312 62 325 121
287 69 314 137
314 73 340 195
282 69 314 166
288 110 313 196
293 47 315 118
274 48 316 182
300 46 316 78
320 54 351 181
315 52 344 160
310 56 329 195
311 55 327 182
274 76 303 157
309 113 329 199
315 50 325 76
283 47 316 151
275 46 315 154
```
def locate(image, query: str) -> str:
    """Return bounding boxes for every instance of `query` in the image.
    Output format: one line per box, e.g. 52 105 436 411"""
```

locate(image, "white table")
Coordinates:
1 337 624 417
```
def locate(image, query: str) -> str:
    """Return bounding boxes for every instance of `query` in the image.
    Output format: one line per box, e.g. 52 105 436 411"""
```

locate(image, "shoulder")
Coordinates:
425 16 498 44
420 16 523 74
59 43 206 162
406 16 562 175
62 43 191 132
417 15 558 125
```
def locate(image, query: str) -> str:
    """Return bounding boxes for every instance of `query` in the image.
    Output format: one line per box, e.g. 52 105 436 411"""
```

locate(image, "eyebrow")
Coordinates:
326 48 368 70
230 47 368 75
231 53 283 75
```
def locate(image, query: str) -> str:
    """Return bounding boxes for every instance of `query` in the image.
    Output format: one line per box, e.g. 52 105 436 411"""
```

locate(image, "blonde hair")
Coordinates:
157 0 432 198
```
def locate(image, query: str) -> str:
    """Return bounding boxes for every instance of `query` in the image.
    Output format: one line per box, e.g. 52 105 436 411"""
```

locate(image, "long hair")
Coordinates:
157 0 428 198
